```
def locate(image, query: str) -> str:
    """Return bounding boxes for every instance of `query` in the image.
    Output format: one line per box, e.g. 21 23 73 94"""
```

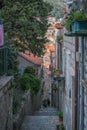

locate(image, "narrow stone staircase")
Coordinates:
21 107 59 130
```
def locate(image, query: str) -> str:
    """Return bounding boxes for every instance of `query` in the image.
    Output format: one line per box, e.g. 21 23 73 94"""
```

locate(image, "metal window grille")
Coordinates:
0 46 8 76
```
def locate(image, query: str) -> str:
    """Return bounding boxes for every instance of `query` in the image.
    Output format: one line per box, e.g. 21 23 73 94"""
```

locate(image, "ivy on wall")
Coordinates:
19 66 41 95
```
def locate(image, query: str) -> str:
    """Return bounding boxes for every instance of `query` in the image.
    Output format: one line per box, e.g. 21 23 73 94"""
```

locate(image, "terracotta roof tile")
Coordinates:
45 43 56 52
54 22 63 29
19 51 42 65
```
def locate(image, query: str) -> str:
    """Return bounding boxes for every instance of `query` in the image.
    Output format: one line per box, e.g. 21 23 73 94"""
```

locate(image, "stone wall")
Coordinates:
63 32 75 130
84 38 87 130
18 55 35 73
0 76 13 130
14 54 42 130
78 37 87 130
13 89 41 130
79 0 87 10
18 55 41 76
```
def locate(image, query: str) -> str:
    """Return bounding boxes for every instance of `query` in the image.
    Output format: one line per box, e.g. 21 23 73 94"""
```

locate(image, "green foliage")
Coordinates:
73 9 87 20
13 85 25 115
20 66 41 95
64 11 74 29
44 0 65 19
58 111 63 118
13 98 20 114
57 36 63 42
64 9 87 29
54 69 62 75
59 124 65 130
30 74 41 95
1 0 52 56
19 74 31 90
24 66 41 95
4 34 19 76
24 66 36 75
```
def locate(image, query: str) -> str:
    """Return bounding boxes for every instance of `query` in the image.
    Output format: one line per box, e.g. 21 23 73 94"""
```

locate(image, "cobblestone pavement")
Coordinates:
21 107 60 130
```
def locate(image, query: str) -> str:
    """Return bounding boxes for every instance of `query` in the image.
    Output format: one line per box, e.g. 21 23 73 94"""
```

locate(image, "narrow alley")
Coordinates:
1 1 87 130
20 64 60 130
21 107 59 130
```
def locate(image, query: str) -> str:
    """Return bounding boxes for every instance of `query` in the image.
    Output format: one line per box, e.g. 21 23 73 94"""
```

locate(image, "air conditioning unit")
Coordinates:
66 0 73 4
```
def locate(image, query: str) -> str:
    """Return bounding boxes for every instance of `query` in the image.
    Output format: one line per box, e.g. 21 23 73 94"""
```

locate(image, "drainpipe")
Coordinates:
81 36 84 130
74 37 79 130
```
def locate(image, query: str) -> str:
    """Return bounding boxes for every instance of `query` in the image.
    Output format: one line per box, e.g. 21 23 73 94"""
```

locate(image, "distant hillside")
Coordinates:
44 0 65 20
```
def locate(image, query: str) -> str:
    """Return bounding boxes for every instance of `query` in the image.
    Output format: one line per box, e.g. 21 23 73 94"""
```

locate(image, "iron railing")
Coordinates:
0 46 8 75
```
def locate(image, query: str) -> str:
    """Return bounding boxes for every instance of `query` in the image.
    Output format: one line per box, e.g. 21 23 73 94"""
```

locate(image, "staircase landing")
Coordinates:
21 107 59 130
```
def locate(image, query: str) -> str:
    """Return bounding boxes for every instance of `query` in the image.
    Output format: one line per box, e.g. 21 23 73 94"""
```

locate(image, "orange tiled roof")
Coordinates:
43 62 50 68
45 43 56 52
54 22 63 29
19 51 42 65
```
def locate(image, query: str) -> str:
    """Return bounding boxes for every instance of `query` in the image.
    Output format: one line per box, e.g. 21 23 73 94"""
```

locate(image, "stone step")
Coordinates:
39 107 58 112
21 116 59 130
21 107 59 130
35 107 58 116
35 111 58 116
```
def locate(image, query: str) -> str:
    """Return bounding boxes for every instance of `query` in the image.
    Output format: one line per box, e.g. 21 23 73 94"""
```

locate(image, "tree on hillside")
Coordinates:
1 0 52 56
44 0 65 19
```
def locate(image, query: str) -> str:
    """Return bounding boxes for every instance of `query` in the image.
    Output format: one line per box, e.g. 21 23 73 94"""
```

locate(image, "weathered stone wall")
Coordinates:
63 30 75 130
18 54 42 77
78 37 87 130
84 38 87 130
13 89 41 130
0 76 13 130
79 0 87 10
15 54 42 129
18 54 34 67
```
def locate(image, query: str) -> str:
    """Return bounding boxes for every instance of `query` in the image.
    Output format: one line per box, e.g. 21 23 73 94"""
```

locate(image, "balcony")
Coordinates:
53 74 65 81
65 20 87 36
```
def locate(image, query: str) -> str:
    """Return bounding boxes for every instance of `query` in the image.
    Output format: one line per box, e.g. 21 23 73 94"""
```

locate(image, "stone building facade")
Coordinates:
62 33 75 130
61 1 87 130
18 51 43 77
83 38 87 130
78 37 87 130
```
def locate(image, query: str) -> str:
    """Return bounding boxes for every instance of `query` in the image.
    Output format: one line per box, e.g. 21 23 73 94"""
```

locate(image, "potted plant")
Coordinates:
64 9 87 33
58 111 63 121
54 69 62 77
57 36 63 42
64 11 74 30
59 124 65 130
55 22 63 29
